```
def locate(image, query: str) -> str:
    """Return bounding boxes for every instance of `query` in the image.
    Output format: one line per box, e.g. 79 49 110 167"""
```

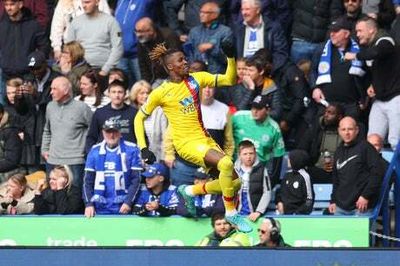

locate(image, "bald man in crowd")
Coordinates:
328 117 384 215
41 77 93 189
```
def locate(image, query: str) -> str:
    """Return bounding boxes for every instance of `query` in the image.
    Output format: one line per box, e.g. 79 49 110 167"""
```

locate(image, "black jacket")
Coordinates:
0 7 49 77
33 186 84 214
137 26 181 83
291 0 343 43
232 17 289 72
0 112 23 178
331 139 384 211
356 30 400 102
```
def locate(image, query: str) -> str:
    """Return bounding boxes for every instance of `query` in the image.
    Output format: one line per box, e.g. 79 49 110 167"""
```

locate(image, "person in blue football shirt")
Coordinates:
83 119 142 218
132 162 179 216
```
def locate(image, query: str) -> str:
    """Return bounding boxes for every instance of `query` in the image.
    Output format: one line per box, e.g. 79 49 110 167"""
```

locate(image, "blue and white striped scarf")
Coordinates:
316 38 365 85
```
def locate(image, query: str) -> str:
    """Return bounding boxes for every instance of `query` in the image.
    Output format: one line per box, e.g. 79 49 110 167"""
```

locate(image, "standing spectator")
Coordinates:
234 140 271 222
0 0 49 29
4 78 36 174
114 0 158 86
50 0 110 62
132 162 179 217
232 95 285 187
83 119 142 218
312 17 367 120
85 80 138 154
197 212 251 246
0 0 49 103
27 52 60 170
0 173 34 214
52 41 90 95
232 0 288 72
253 48 312 149
135 17 181 86
275 149 314 215
328 117 384 215
176 167 225 217
41 77 93 188
186 1 233 74
290 0 343 63
0 103 22 182
75 70 110 112
33 165 84 214
255 217 290 247
65 0 123 77
345 16 400 149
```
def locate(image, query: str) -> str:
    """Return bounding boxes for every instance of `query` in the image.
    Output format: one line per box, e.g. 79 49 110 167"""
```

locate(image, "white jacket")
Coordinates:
50 0 111 52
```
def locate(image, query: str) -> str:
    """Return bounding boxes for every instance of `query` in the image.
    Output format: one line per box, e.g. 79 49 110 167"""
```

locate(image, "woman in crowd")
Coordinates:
76 69 110 112
34 165 84 214
53 41 90 95
0 173 35 215
129 80 167 162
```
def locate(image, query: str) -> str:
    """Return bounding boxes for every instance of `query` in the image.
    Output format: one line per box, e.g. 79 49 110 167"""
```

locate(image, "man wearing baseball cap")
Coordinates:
232 94 285 187
312 16 367 121
83 119 142 218
132 162 179 216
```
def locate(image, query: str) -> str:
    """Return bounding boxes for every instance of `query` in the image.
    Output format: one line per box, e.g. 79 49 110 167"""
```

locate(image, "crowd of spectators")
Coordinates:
0 0 398 244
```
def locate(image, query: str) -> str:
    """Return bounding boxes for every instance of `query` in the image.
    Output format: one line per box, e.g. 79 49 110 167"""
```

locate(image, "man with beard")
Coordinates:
135 17 181 86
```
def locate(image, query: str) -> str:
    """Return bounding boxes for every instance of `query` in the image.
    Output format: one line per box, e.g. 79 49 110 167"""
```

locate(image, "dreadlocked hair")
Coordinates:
149 42 168 65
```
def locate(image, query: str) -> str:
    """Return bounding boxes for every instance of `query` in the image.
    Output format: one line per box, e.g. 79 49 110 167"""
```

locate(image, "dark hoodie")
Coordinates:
0 7 49 77
276 150 314 214
331 139 384 211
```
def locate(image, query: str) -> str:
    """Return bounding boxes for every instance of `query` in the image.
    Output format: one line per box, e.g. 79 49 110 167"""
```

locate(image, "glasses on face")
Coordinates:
344 0 359 3
257 229 267 234
135 28 151 34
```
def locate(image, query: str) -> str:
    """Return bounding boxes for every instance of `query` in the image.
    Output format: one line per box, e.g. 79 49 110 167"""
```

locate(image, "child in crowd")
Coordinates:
276 150 314 215
235 140 272 222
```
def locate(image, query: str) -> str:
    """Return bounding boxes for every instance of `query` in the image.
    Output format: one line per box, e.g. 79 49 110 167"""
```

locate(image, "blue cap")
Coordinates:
142 163 169 178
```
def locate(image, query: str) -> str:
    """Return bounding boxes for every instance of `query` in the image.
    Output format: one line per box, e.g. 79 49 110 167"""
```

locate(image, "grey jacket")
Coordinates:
41 97 93 165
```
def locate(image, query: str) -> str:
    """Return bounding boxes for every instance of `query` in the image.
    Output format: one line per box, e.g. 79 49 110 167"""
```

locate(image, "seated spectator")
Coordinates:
276 150 314 215
0 103 23 183
5 78 37 174
85 80 138 154
177 167 225 217
297 104 345 183
197 212 251 246
234 140 271 222
328 117 384 215
33 165 84 214
83 119 142 218
132 162 178 217
108 68 128 88
76 69 110 112
129 80 167 162
0 173 34 214
254 217 290 247
53 41 90 95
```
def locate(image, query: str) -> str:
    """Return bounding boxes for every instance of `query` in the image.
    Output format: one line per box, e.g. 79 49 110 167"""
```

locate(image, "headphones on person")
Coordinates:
268 218 280 243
